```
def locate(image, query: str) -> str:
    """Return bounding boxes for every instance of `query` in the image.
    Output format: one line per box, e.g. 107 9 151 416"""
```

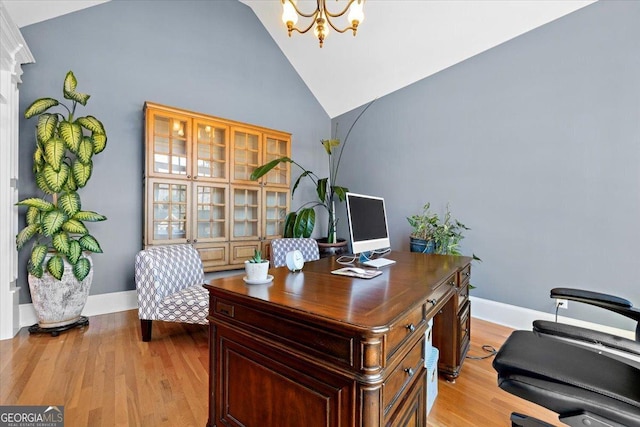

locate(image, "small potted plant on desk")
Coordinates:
244 249 270 282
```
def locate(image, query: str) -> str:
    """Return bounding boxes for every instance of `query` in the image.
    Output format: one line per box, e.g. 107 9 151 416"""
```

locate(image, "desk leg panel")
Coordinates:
210 323 355 427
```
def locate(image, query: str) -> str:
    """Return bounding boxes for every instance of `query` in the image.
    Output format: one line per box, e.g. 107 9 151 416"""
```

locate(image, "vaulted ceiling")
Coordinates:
5 0 595 117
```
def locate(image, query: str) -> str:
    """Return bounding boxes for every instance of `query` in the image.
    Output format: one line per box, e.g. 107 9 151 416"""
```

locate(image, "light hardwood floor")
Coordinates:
0 311 558 426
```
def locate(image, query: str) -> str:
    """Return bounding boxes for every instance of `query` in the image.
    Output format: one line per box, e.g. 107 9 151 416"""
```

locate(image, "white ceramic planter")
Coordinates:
244 260 269 281
28 254 93 328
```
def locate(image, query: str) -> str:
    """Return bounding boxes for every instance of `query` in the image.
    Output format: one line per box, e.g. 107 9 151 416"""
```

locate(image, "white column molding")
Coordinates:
0 1 35 340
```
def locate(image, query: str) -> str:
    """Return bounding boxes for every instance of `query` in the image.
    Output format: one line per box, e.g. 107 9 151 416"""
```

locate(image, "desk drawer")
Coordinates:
383 337 425 415
213 298 354 368
458 264 471 288
387 304 424 359
458 283 469 310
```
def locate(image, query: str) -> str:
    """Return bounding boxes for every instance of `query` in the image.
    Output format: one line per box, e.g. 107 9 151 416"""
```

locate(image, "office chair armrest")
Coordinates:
533 320 640 356
551 287 632 309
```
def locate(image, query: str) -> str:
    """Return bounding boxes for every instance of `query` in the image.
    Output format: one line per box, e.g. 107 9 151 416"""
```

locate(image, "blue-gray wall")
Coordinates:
334 0 640 330
17 0 329 302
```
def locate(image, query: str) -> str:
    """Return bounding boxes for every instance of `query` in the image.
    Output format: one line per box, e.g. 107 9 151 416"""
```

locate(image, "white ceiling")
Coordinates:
5 0 595 118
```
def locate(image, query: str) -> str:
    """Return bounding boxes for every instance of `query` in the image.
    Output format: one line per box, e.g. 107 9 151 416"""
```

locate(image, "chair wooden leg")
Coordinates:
141 319 152 342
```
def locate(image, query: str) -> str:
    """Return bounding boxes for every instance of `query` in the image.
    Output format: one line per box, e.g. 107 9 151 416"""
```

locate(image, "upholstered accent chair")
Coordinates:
135 244 208 341
270 238 320 268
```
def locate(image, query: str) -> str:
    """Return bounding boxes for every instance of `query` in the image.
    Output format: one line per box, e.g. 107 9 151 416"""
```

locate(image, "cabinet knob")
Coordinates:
464 271 471 277
193 239 197 243
428 299 437 306
404 368 414 376
406 324 416 333
187 175 191 179
193 176 198 180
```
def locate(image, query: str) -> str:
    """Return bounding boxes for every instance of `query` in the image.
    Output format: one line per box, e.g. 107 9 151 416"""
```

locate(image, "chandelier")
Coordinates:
281 0 365 48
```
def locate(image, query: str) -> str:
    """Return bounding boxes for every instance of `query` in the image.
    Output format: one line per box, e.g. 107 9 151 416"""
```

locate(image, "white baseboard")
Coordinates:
470 296 635 340
18 292 635 341
19 290 138 328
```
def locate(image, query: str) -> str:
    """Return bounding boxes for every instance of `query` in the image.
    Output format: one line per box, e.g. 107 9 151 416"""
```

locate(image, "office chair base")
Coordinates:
510 413 555 427
560 411 627 427
511 411 628 427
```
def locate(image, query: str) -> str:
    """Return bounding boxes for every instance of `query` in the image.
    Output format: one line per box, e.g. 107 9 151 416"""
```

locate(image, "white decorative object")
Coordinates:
244 260 269 282
285 249 305 272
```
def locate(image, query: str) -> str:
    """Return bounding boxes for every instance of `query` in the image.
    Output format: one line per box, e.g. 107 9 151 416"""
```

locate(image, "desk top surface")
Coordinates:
205 252 471 330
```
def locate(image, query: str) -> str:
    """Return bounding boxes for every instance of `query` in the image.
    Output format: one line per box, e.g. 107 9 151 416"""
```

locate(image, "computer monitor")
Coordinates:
345 192 392 255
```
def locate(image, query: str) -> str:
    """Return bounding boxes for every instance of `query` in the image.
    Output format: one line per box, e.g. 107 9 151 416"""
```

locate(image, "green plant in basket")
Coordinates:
15 71 107 281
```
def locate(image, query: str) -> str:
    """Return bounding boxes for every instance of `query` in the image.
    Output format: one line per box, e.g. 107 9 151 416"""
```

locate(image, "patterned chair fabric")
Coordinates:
135 244 207 341
270 238 320 268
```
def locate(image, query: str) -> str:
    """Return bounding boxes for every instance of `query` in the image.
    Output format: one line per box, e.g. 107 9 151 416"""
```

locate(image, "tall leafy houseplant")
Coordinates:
16 71 107 282
250 100 375 242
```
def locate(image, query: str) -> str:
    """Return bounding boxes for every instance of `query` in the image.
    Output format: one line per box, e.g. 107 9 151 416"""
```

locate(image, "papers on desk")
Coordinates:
331 267 382 280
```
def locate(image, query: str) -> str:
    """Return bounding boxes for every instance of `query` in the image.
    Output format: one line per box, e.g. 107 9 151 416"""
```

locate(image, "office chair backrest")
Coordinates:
270 238 320 268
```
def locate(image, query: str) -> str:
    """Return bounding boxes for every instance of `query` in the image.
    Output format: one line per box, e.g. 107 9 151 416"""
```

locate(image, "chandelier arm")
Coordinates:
322 0 358 18
290 19 317 35
285 0 322 19
325 17 356 34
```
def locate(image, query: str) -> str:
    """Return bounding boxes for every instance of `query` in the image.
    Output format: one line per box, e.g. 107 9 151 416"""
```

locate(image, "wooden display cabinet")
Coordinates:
144 102 290 271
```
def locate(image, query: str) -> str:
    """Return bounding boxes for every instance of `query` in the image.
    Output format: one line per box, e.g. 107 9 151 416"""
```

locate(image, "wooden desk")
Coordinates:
205 252 472 427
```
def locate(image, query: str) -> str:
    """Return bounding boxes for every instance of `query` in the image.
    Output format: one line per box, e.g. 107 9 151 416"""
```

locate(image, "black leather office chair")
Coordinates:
493 288 640 427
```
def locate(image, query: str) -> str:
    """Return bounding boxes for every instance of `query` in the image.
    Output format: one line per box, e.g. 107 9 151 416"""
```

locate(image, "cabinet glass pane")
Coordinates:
152 182 188 240
153 115 188 176
196 185 226 240
196 124 226 179
264 190 287 237
264 136 288 185
233 131 259 181
232 188 259 238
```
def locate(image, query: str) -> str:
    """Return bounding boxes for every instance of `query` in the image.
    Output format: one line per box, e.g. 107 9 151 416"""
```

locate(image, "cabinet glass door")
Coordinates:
194 184 228 243
149 179 188 243
194 119 228 182
263 188 289 239
149 112 190 177
231 186 260 240
263 134 290 186
232 128 261 182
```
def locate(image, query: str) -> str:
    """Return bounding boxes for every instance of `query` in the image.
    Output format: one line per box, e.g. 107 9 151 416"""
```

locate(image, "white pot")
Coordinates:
28 254 93 328
244 260 269 281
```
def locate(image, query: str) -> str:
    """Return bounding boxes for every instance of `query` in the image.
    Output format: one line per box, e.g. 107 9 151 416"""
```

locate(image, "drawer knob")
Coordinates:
428 299 437 306
406 324 416 333
464 271 471 277
404 367 414 376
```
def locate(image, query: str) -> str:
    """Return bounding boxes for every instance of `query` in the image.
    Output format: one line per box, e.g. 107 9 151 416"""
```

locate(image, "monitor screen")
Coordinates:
345 192 391 255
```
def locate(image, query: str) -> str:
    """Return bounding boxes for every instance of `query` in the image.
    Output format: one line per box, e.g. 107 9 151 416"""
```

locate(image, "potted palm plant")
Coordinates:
16 71 107 332
250 100 376 252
